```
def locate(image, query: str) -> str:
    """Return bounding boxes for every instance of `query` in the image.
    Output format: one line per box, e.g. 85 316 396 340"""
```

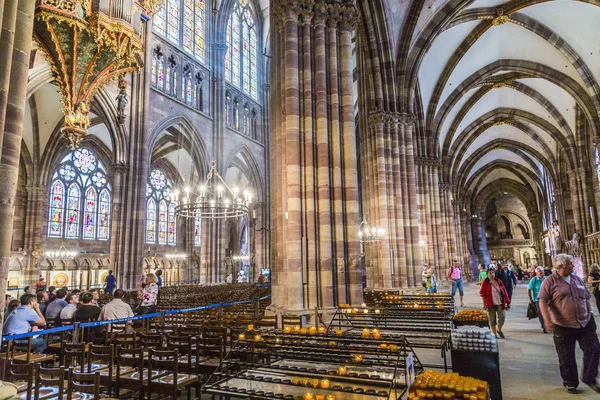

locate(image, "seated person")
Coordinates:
99 289 134 333
75 292 102 343
74 292 101 322
59 293 79 321
45 289 67 322
36 291 49 316
4 300 20 322
3 294 46 353
89 289 100 307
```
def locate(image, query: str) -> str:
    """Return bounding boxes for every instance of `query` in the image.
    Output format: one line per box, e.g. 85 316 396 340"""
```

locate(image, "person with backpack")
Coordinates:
448 261 465 307
425 266 437 294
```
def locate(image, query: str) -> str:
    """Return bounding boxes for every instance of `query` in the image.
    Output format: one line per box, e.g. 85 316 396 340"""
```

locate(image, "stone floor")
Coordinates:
459 280 600 400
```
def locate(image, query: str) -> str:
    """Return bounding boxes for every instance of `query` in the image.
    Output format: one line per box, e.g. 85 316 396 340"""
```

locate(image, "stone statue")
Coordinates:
572 233 580 255
116 78 128 124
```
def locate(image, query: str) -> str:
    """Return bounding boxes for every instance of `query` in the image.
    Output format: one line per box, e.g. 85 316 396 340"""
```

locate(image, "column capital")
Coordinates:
23 184 48 195
338 3 359 31
110 162 130 175
414 156 440 167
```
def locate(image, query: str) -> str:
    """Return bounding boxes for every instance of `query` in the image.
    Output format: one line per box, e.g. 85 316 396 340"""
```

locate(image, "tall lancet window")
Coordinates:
47 148 112 240
146 169 177 245
225 0 258 99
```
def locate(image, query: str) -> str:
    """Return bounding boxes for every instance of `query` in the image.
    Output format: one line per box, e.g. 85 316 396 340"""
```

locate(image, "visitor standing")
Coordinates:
544 265 553 277
497 264 518 300
3 294 46 353
137 273 159 314
448 261 465 307
421 265 430 289
480 267 511 338
35 277 47 292
425 267 437 294
587 263 600 314
538 254 600 394
103 270 116 294
476 264 487 286
527 266 548 333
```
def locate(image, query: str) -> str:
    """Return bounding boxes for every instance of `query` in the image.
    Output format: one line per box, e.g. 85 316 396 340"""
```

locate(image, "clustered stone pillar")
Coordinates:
361 111 424 288
270 0 362 313
0 0 35 329
415 158 445 280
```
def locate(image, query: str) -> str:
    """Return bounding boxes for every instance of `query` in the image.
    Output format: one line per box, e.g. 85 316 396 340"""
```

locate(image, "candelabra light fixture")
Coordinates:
165 253 187 260
358 217 385 243
46 245 78 259
232 255 250 262
174 160 252 219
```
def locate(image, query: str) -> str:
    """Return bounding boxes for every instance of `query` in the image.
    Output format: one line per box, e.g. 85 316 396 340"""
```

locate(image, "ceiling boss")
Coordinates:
33 0 164 149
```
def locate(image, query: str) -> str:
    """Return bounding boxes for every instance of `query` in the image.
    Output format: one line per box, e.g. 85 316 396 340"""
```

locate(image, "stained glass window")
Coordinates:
186 76 192 104
595 148 600 187
151 57 157 86
98 189 110 240
167 0 180 44
83 187 97 240
166 65 171 93
146 169 177 245
168 203 176 245
147 198 156 244
157 57 165 90
158 200 167 245
154 0 204 62
48 181 65 238
66 184 81 239
226 0 257 99
47 148 111 240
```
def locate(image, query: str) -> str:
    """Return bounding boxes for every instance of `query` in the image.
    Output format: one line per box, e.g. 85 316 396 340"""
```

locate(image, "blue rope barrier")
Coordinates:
2 293 272 342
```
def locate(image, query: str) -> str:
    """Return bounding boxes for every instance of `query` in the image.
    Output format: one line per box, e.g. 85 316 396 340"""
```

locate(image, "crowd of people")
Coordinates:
2 269 163 354
427 256 600 395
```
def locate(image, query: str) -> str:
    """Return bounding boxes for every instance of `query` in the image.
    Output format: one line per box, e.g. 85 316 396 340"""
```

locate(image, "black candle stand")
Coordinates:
202 329 423 400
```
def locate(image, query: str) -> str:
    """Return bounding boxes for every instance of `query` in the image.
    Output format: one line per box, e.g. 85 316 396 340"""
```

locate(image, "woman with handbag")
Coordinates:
480 267 511 338
528 266 547 333
137 273 159 315
587 263 600 313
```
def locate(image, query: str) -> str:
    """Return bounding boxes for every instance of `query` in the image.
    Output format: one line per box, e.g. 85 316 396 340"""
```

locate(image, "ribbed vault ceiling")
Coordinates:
409 0 600 209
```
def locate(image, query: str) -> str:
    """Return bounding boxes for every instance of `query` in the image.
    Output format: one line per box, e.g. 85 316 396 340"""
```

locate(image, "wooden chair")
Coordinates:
34 364 66 400
5 359 34 400
63 342 87 373
166 335 199 374
147 349 199 400
139 332 163 350
87 344 119 396
67 369 101 400
115 347 156 400
196 337 224 377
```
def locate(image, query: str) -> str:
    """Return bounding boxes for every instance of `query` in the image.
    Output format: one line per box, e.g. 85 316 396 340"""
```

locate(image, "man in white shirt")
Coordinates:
59 293 79 320
99 289 134 333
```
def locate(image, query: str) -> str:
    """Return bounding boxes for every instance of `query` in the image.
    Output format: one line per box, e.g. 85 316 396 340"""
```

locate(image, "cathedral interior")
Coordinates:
1 0 600 398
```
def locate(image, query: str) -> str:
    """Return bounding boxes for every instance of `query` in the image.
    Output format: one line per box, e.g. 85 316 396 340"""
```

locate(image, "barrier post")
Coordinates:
73 322 80 343
160 311 166 330
219 303 223 320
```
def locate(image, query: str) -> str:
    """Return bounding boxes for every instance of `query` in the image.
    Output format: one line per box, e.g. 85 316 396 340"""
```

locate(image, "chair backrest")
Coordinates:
148 349 178 377
197 337 224 361
67 369 101 400
88 344 113 371
35 364 65 400
63 342 87 372
139 333 163 350
111 332 137 349
6 360 34 397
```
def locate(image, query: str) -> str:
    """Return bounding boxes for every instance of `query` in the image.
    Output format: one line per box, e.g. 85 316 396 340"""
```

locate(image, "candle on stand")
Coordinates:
284 326 292 334
311 378 320 388
247 324 254 331
354 354 363 362
321 379 330 389
316 395 325 400
304 393 314 400
318 327 326 334
335 330 343 337
300 328 308 335
294 325 301 333
380 343 388 349
375 309 381 314
238 334 245 341
362 328 370 338
338 366 347 375
254 335 262 342
309 326 317 335
326 396 335 400
363 309 369 314
373 331 381 339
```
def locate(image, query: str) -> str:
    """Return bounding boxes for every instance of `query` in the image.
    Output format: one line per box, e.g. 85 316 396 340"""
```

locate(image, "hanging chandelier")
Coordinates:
174 160 252 219
45 245 78 259
358 217 385 243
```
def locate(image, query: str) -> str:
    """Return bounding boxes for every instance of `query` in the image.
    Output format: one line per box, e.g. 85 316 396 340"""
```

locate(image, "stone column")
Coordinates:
22 184 48 286
0 0 18 147
0 0 34 329
109 163 128 282
270 0 362 314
